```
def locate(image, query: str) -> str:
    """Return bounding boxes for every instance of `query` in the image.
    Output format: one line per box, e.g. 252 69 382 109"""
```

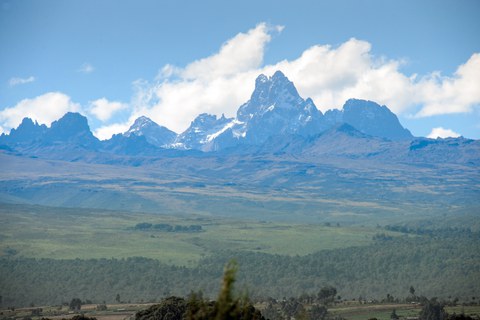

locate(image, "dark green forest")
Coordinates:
1 232 479 308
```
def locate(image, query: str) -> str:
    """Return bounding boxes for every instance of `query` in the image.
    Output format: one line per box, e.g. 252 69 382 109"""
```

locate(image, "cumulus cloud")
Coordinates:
0 92 81 132
267 39 416 113
178 22 276 80
78 63 94 74
427 127 461 139
128 23 279 133
122 24 479 135
93 122 131 141
414 53 480 117
88 98 128 122
4 23 478 139
9 76 35 86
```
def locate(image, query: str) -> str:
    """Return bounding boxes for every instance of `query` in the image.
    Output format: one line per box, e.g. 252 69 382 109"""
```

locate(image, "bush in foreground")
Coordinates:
135 261 264 320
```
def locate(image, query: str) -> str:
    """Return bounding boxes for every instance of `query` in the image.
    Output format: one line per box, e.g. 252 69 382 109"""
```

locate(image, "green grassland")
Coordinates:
2 152 479 229
328 303 480 320
3 302 480 320
329 303 421 320
0 203 400 265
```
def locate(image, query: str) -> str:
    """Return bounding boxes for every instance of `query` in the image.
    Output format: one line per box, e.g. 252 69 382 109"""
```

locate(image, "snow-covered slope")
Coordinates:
173 113 234 150
178 70 327 150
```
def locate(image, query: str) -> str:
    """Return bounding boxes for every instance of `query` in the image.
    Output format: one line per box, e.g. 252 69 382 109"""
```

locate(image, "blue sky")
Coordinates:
1 0 479 139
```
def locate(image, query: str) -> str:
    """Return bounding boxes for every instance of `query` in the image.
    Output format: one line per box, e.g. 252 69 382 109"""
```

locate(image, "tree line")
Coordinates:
134 223 203 233
0 233 479 308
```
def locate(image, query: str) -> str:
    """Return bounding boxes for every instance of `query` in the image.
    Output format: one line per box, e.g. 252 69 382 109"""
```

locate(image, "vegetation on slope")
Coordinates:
1 231 478 308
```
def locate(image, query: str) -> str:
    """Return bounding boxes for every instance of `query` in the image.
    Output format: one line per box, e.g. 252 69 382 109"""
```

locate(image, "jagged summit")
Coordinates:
19 117 39 128
172 70 326 151
237 70 306 122
0 112 99 148
0 117 47 144
222 70 325 146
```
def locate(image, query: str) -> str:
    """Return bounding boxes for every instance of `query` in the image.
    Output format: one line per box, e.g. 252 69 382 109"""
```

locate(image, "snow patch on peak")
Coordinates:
127 116 157 133
256 74 268 84
205 119 238 143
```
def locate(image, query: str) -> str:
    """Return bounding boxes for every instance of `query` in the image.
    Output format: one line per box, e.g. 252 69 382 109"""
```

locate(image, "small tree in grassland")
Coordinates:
420 298 447 320
391 309 399 320
69 298 82 311
410 286 416 296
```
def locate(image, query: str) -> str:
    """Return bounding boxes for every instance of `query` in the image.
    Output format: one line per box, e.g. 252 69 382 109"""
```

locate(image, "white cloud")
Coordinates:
266 39 416 113
130 23 280 133
178 22 276 80
427 127 461 139
78 63 94 74
414 53 480 117
0 92 81 132
9 76 35 86
94 122 130 141
4 23 478 139
122 24 479 135
88 98 128 122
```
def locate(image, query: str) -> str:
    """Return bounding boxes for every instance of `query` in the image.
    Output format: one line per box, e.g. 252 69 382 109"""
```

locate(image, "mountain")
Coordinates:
233 71 326 141
124 116 177 147
197 71 327 150
43 112 99 147
342 99 413 140
0 70 478 221
407 136 480 164
0 112 99 150
102 133 161 156
0 70 475 164
0 117 47 145
0 71 416 154
171 71 412 151
324 99 413 140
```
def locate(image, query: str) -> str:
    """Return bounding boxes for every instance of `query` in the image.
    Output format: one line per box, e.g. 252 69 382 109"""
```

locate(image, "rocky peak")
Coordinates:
124 116 177 147
238 71 303 122
44 112 98 147
48 112 91 138
189 113 231 131
175 113 234 150
0 117 47 144
126 116 159 136
341 99 413 140
132 116 155 127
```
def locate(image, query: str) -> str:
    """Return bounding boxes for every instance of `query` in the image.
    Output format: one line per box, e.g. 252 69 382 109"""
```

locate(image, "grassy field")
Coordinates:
0 203 399 266
3 302 480 320
329 303 421 320
328 303 480 320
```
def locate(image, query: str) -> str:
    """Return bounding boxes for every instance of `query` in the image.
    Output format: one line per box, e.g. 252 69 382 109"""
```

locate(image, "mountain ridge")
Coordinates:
123 116 177 148
0 70 477 166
